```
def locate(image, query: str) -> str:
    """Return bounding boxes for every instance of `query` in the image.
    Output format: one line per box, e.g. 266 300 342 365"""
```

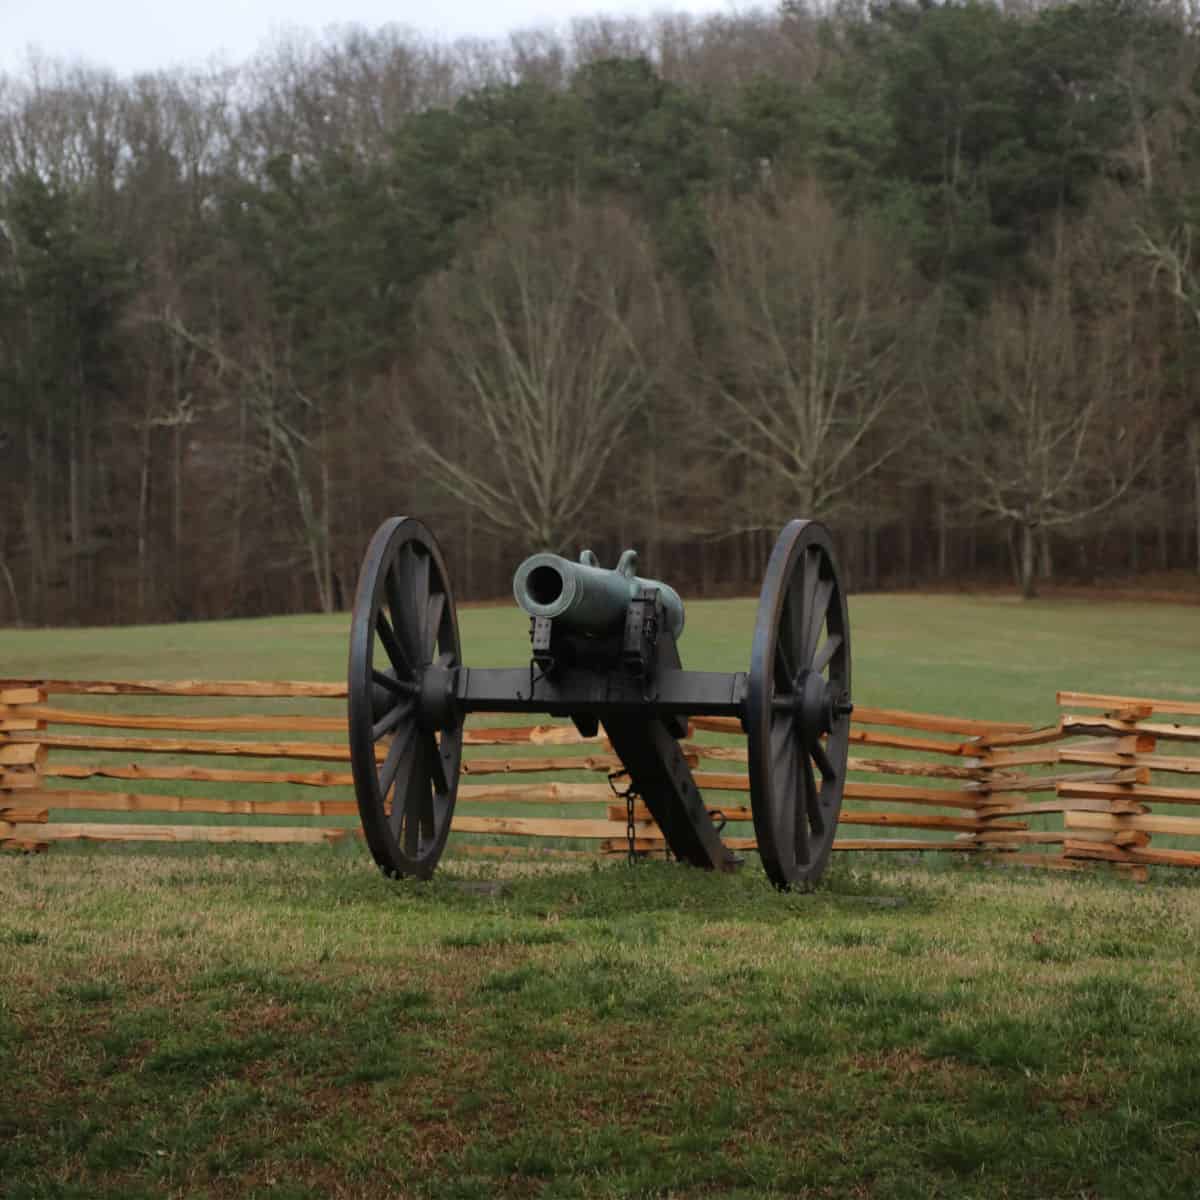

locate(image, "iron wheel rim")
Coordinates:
347 516 463 879
747 519 851 890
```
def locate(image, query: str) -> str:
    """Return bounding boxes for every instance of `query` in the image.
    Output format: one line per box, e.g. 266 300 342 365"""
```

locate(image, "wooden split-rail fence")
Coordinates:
0 680 1197 879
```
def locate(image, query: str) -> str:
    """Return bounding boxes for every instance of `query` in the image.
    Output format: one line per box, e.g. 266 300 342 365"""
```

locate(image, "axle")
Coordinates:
410 661 846 733
457 665 746 719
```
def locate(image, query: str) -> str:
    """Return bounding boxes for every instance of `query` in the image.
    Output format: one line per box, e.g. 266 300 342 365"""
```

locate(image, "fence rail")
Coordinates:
1 681 1197 877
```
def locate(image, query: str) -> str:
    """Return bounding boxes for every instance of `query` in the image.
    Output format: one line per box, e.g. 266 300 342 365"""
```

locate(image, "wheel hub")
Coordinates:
417 664 458 730
794 668 835 743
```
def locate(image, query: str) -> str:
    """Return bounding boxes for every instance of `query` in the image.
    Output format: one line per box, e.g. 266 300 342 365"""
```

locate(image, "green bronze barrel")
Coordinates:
512 549 685 639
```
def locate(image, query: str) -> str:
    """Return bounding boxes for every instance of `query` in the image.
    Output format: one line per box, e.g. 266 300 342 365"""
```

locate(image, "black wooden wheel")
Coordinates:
747 520 852 890
348 517 463 880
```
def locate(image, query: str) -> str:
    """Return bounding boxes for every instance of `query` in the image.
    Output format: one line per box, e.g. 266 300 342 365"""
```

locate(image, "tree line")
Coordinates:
1 0 1198 626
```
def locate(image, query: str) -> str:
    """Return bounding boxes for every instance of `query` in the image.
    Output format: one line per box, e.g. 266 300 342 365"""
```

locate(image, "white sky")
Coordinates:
2 0 739 77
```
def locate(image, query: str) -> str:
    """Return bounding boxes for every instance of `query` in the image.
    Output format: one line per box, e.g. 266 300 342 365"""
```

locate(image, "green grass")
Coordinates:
3 594 1200 1194
2 591 1197 723
3 850 1200 1197
3 592 1197 842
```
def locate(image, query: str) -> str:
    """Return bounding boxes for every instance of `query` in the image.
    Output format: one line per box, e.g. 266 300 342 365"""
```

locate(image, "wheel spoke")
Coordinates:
372 668 412 695
771 714 801 865
403 795 420 856
372 701 412 742
409 548 432 657
425 731 449 794
402 740 432 856
785 572 808 675
787 718 811 863
800 548 819 633
774 635 796 690
805 577 833 666
802 750 822 842
387 548 426 670
379 720 417 800
375 611 412 678
426 592 445 660
812 633 841 675
384 729 420 835
418 762 437 839
811 738 838 782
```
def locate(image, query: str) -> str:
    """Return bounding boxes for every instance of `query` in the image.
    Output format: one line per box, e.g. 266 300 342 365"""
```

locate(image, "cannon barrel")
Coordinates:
512 549 685 639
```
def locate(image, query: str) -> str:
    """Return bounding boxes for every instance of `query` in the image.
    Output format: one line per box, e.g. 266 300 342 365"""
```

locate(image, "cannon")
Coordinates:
347 518 852 890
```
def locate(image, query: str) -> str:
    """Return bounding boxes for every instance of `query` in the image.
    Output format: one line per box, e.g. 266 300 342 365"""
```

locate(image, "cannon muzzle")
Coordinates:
512 549 685 639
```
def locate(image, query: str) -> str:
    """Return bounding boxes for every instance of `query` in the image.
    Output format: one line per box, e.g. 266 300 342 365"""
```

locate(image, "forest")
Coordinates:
0 0 1198 625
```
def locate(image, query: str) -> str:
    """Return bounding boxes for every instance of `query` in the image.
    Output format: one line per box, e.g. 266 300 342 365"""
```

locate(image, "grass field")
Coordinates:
5 590 1199 837
3 850 1200 1198
2 593 1200 1197
2 591 1199 723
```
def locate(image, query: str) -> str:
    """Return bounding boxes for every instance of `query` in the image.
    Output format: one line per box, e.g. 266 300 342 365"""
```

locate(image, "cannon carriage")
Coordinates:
347 517 852 890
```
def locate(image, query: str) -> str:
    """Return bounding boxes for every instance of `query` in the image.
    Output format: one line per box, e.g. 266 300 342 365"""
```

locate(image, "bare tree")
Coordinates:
698 180 922 535
1139 221 1200 573
410 194 680 551
941 224 1155 598
161 313 338 613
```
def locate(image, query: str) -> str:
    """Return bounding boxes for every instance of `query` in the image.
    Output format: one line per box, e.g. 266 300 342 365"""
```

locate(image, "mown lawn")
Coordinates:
2 849 1199 1198
2 593 1199 1196
2 590 1198 724
2 590 1197 839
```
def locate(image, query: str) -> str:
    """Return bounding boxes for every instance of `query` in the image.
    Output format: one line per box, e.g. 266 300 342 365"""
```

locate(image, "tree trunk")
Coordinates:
81 384 94 610
43 398 57 618
1191 421 1200 575
1155 430 1169 570
68 412 80 618
1019 522 1037 599
320 456 333 613
0 555 22 625
294 466 332 614
645 410 661 572
229 391 247 613
464 505 475 601
24 425 43 620
172 423 184 615
137 419 151 621
936 489 948 579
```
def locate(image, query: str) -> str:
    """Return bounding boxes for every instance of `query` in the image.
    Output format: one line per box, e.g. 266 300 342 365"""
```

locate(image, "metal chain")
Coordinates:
608 769 640 867
626 788 638 867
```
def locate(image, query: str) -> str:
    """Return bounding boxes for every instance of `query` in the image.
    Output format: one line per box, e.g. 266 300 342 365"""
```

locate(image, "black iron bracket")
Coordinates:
622 586 661 684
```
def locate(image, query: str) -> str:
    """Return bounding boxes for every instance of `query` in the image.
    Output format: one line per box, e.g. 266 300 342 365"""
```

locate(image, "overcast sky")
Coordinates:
2 0 740 78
